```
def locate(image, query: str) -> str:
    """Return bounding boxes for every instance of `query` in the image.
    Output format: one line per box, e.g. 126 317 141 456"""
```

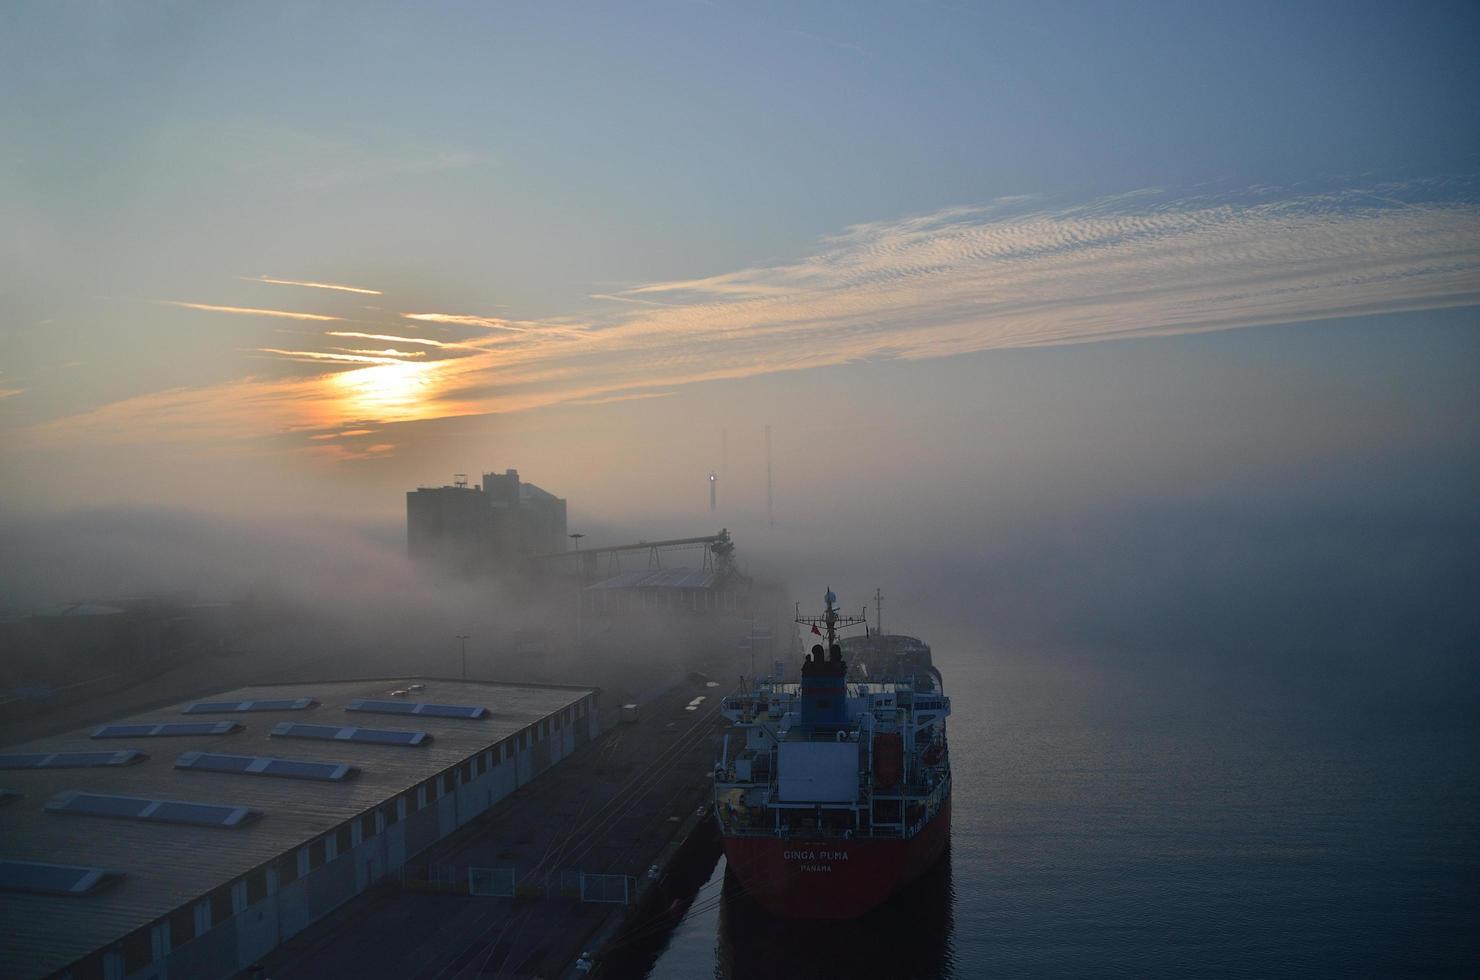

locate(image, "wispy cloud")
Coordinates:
243 276 382 295
399 312 580 336
35 179 1480 453
588 293 679 308
160 301 342 322
326 331 472 349
330 348 427 358
308 428 379 440
567 390 677 406
0 388 25 400
256 348 403 365
301 440 396 462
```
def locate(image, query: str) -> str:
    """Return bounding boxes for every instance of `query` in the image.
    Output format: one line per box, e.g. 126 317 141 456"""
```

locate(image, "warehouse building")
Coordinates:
406 468 569 576
0 678 598 979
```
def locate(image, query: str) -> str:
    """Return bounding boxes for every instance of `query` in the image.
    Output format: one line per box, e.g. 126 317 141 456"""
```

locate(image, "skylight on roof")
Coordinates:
45 791 259 828
0 860 120 896
183 697 318 714
92 721 242 739
176 752 357 782
0 750 146 770
270 722 430 746
346 699 487 719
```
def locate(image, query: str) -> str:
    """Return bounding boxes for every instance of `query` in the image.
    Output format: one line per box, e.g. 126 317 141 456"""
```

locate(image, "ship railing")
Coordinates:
720 823 911 840
787 728 862 743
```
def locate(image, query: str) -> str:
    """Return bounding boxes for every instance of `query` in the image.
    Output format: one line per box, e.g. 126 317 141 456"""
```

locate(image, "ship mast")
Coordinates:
795 588 867 648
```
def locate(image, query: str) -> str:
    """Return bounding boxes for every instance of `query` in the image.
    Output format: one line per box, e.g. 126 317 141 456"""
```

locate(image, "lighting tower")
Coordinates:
709 471 717 512
765 424 774 528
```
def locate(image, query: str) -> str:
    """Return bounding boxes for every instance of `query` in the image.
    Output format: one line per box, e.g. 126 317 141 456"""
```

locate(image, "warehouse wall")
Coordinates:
99 694 599 980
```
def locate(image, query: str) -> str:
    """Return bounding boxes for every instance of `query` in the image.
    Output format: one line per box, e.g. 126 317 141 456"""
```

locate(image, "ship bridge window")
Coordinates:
45 791 260 828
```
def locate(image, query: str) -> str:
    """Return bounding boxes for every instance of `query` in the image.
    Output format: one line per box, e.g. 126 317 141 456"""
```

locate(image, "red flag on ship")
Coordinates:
811 624 821 635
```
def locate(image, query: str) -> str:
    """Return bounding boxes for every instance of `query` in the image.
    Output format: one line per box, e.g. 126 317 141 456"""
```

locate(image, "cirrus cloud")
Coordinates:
30 178 1480 452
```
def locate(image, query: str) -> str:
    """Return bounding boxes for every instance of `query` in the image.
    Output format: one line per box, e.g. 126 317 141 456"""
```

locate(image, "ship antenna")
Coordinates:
824 587 838 648
795 588 867 650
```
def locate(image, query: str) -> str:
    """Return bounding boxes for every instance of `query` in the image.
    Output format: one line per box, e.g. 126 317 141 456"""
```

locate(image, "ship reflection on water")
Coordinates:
715 845 955 980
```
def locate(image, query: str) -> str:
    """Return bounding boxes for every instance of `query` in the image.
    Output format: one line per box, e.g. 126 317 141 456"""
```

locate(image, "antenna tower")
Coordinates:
765 424 774 528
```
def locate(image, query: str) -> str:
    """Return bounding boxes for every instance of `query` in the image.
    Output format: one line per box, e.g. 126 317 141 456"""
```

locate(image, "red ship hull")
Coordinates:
720 795 951 918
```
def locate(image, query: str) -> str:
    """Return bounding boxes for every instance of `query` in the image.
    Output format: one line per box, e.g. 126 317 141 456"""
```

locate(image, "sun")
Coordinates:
329 360 442 423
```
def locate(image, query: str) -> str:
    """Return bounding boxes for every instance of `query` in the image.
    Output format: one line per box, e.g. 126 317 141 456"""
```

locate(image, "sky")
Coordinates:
1 2 1478 565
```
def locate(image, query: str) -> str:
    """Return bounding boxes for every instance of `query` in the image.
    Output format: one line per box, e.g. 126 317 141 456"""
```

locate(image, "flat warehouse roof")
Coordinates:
0 677 595 980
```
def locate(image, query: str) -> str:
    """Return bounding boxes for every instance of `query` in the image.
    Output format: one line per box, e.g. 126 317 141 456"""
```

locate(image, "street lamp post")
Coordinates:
568 532 584 645
456 633 470 680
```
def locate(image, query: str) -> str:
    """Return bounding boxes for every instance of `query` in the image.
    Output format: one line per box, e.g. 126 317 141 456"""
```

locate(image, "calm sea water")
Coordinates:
641 640 1480 979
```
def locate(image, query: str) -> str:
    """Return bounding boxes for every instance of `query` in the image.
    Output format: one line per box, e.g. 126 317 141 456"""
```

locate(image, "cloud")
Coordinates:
302 440 396 461
566 390 677 406
256 348 405 365
0 388 25 400
587 293 680 308
243 276 382 295
326 331 473 349
330 348 427 358
399 312 584 336
159 301 342 322
307 428 379 440
32 179 1480 452
590 182 1480 371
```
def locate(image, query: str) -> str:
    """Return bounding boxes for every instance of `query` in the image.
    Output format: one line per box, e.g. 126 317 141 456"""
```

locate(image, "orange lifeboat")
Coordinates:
872 733 903 788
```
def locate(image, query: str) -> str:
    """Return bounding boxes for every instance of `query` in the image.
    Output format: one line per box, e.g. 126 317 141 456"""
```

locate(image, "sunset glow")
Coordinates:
327 359 448 423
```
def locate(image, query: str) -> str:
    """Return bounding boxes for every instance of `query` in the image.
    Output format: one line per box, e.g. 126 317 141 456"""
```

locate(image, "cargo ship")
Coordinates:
714 590 951 918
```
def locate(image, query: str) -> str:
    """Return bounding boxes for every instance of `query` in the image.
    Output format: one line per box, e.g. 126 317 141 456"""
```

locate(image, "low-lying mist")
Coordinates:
745 473 1480 715
4 334 1478 724
5 449 1477 719
0 507 745 714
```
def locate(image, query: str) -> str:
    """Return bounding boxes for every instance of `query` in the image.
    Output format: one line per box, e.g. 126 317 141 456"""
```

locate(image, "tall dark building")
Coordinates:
406 469 567 575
